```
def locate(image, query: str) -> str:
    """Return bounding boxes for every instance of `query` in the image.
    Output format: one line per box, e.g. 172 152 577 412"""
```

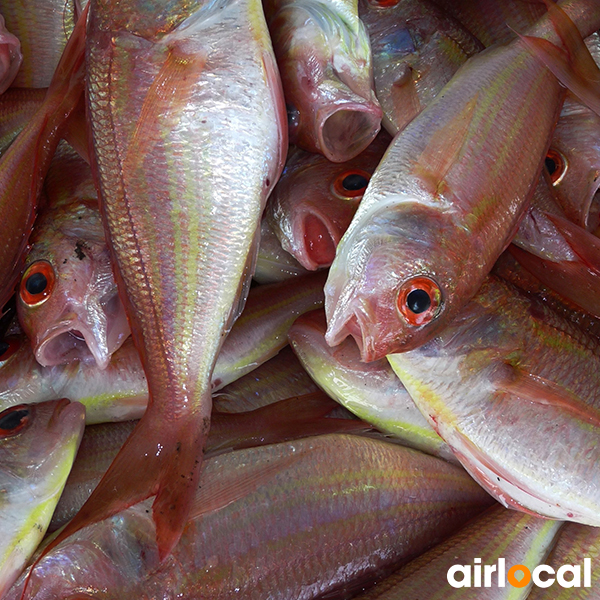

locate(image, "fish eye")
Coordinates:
396 276 442 326
19 261 56 307
544 148 567 186
0 337 20 363
332 169 371 199
0 404 30 436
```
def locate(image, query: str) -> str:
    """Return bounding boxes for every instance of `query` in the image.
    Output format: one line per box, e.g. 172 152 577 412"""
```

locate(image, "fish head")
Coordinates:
268 135 390 269
325 200 469 359
270 3 382 161
17 202 130 370
0 398 85 596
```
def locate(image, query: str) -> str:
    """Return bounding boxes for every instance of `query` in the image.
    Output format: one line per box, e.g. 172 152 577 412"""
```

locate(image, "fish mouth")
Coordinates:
48 398 86 431
300 213 338 270
317 102 382 163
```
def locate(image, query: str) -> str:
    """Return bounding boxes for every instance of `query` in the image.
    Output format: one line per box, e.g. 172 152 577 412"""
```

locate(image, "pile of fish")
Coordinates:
0 0 599 597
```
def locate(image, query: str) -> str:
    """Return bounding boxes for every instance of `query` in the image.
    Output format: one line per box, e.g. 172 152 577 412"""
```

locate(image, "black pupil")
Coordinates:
0 340 8 357
407 289 431 314
0 408 28 431
342 173 368 191
545 156 557 175
25 272 47 295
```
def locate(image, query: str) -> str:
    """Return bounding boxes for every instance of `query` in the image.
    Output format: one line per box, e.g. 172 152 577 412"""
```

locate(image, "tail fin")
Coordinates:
513 0 600 116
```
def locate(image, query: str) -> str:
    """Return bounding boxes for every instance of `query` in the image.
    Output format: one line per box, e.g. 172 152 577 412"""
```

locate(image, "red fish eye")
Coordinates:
396 276 442 326
0 337 20 362
0 404 30 436
332 170 371 199
545 149 567 186
19 261 55 306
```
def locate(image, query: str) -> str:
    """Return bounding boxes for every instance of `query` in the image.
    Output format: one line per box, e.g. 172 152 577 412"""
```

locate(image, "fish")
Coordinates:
264 0 382 161
0 399 85 597
359 0 482 134
0 14 20 94
0 87 46 156
10 434 492 600
0 7 86 311
0 0 78 88
324 0 600 360
528 523 600 599
387 275 600 525
254 217 310 284
16 143 130 369
288 308 454 460
76 0 287 558
213 345 319 413
354 505 562 599
51 392 368 530
266 131 391 270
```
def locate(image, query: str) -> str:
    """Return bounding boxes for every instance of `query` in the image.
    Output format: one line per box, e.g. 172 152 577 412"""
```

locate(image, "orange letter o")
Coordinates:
508 565 531 588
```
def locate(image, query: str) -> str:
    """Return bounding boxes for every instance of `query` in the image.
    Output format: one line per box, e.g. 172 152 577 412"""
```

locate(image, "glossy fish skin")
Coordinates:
0 10 86 311
9 435 492 600
17 144 130 369
82 0 286 557
355 505 561 599
0 14 20 94
289 308 453 461
265 0 382 162
325 1 600 360
359 0 482 135
0 399 85 598
266 131 391 270
0 0 77 88
254 217 310 284
0 87 45 156
388 276 600 525
528 523 600 599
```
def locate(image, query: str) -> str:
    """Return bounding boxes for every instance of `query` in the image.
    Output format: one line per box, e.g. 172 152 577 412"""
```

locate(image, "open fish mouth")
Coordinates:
300 212 338 270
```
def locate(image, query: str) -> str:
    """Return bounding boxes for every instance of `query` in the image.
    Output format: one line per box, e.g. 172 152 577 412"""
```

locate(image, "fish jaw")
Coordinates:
324 200 465 359
268 0 381 161
0 14 22 95
0 399 85 597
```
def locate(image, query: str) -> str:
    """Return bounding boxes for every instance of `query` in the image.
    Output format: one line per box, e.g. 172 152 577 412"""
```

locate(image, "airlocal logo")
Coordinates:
447 558 592 589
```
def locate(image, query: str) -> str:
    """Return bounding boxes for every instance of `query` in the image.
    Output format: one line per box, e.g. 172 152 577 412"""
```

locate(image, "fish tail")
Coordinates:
513 1 600 116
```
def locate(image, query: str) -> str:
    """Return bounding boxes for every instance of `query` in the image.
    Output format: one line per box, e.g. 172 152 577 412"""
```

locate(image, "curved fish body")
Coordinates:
254 217 310 284
9 435 492 600
359 0 482 135
0 399 85 597
0 10 86 311
17 144 130 369
388 276 600 525
325 0 600 360
264 0 381 162
83 0 286 556
528 523 600 599
0 0 78 88
355 505 561 599
267 132 391 270
289 308 453 460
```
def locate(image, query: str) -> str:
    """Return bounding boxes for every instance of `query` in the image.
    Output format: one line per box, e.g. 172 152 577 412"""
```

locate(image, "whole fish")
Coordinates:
254 217 310 284
359 0 482 134
325 0 600 360
0 399 85 597
266 131 391 270
10 435 492 600
17 143 130 369
79 0 287 558
0 9 86 311
288 308 453 460
0 0 78 88
264 0 382 162
388 276 600 525
51 393 367 529
355 505 562 599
